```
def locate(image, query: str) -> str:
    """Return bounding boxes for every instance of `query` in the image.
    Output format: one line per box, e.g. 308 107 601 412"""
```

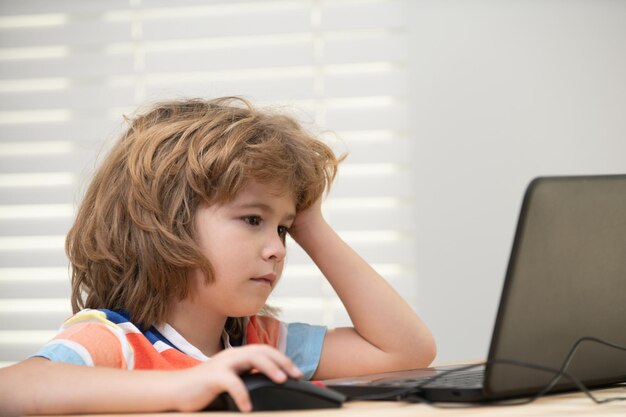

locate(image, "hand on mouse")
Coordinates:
172 344 303 412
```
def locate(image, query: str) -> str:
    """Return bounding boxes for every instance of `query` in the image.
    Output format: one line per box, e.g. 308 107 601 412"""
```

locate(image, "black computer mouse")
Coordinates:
205 373 346 412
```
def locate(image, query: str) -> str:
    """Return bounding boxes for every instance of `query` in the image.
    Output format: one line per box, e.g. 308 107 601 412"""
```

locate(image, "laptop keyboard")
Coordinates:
376 369 485 389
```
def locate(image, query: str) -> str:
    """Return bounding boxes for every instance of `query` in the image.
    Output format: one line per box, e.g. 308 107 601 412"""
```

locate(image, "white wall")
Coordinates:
407 0 626 363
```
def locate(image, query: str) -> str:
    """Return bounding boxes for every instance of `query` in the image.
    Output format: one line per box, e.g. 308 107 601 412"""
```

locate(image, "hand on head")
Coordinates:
289 196 326 243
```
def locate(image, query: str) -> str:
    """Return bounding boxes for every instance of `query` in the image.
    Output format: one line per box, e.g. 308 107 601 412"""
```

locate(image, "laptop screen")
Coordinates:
486 175 626 398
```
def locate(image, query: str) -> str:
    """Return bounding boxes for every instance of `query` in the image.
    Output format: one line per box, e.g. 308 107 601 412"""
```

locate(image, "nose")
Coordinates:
262 232 286 263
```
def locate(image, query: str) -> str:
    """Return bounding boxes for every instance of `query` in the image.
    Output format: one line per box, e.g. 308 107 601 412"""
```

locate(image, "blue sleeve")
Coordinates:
32 340 91 366
284 322 326 380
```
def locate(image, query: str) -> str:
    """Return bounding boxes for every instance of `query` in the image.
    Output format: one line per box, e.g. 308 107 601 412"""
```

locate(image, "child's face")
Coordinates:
190 181 296 318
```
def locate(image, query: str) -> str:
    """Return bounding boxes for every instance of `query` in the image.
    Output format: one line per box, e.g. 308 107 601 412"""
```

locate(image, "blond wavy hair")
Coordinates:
67 97 340 333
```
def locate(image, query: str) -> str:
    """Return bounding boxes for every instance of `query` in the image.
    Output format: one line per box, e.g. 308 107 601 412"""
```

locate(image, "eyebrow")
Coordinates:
235 202 296 222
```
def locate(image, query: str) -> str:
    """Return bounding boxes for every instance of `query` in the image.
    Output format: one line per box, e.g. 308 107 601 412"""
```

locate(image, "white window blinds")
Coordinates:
0 0 413 366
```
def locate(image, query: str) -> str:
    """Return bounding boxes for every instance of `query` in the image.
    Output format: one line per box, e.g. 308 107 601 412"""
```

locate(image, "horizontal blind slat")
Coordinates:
0 311 70 331
0 21 132 48
0 54 135 79
332 171 412 198
142 70 407 102
324 32 407 64
0 85 136 111
0 251 68 267
0 218 73 237
325 69 407 98
340 139 412 164
0 150 97 173
270 276 325 298
0 188 76 204
326 102 408 130
0 0 130 15
142 10 310 40
0 342 52 362
144 44 314 72
321 0 404 31
0 280 70 299
326 205 415 231
0 119 122 143
141 0 279 7
144 77 316 102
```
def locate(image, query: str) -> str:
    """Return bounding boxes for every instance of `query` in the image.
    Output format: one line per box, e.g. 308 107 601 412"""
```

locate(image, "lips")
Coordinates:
251 273 277 286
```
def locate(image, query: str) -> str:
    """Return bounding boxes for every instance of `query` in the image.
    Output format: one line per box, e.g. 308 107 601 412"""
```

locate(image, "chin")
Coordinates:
228 302 267 318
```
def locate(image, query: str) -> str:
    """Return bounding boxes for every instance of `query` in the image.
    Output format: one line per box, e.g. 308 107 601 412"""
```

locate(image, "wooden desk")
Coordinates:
61 385 626 417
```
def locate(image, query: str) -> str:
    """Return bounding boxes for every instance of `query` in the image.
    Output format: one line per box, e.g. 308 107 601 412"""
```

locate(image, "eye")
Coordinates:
277 225 289 241
242 215 261 226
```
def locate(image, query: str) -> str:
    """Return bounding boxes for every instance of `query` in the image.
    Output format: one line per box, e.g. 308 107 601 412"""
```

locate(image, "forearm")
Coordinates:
0 358 186 416
292 218 436 364
0 345 302 416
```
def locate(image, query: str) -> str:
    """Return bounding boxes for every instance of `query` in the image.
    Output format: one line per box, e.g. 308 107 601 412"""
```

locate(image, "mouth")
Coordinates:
250 273 277 287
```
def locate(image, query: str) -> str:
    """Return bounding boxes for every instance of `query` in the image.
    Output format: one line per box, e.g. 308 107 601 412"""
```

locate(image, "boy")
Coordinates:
0 97 435 415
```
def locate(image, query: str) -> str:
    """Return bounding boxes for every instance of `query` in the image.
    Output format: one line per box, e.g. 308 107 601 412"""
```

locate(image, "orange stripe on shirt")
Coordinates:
54 322 127 368
126 333 200 370
246 316 281 347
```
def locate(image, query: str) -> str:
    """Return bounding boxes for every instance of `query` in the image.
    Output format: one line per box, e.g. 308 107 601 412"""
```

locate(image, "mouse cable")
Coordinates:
348 336 626 407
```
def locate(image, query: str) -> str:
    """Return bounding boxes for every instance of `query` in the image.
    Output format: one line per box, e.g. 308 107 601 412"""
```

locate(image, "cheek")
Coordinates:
196 223 239 260
276 259 286 275
206 234 255 276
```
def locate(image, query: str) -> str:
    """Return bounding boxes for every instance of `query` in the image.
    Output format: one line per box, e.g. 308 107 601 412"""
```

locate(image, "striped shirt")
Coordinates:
34 309 326 380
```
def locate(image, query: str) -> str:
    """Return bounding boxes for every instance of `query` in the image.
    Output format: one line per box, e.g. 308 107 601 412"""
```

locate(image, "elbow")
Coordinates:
392 329 437 371
409 329 437 368
420 334 437 367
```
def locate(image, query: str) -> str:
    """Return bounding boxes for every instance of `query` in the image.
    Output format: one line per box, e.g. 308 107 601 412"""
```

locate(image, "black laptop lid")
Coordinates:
485 175 626 399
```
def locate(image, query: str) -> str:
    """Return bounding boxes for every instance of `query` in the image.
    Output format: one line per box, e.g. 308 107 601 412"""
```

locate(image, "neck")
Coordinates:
167 296 228 358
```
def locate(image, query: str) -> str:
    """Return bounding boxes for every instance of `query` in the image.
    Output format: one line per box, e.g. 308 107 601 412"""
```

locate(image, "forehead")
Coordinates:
229 181 296 212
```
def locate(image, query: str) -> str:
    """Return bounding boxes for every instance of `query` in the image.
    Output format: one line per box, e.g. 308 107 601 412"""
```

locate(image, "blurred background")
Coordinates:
1 0 625 367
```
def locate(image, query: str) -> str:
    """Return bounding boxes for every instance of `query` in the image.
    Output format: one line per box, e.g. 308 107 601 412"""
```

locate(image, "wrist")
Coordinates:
290 216 332 250
136 369 202 412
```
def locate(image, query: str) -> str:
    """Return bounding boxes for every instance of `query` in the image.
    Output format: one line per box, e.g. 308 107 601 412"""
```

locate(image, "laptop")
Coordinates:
324 175 626 402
